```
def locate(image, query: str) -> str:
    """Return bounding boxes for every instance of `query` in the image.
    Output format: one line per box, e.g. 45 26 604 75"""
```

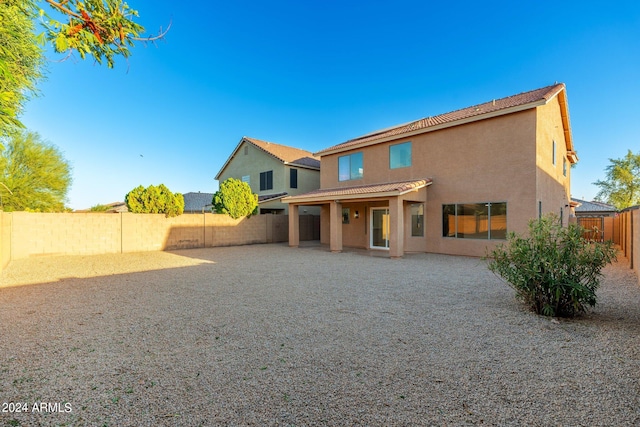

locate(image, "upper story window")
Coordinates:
260 170 273 191
563 158 567 177
290 169 298 189
338 152 363 181
552 140 556 166
390 142 412 169
242 175 250 184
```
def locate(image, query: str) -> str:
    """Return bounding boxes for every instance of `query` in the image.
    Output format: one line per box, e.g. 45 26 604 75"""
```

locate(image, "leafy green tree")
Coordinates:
487 214 616 318
125 184 184 217
594 150 640 210
0 131 72 212
213 178 258 219
0 1 46 135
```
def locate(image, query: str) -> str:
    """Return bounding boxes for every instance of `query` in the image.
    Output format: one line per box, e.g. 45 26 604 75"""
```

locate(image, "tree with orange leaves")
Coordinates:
0 0 168 134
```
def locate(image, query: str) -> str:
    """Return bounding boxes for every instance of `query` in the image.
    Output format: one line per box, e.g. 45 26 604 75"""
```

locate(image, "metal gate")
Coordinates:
577 217 604 242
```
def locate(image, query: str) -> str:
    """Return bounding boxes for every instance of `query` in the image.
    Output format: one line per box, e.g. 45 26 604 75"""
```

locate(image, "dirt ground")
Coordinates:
1 244 639 426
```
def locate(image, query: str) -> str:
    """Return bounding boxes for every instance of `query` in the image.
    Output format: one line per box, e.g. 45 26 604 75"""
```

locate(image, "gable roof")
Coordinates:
183 192 214 212
572 198 617 213
282 179 431 204
317 83 577 163
215 136 320 180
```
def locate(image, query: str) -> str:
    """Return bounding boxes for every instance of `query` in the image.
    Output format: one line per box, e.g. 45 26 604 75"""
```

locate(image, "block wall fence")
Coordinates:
618 207 639 284
0 212 320 272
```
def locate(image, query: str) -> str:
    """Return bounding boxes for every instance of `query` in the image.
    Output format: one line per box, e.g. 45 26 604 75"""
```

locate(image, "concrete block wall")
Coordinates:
0 212 316 272
11 212 122 258
1 212 11 270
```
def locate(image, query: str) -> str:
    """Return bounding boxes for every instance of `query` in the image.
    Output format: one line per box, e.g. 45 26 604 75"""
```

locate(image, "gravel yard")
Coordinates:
1 243 639 426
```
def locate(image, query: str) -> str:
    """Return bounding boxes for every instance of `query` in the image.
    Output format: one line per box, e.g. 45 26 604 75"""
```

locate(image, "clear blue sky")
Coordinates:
21 0 640 209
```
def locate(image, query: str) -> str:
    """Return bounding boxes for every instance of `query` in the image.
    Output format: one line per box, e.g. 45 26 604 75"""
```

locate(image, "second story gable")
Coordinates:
315 84 577 190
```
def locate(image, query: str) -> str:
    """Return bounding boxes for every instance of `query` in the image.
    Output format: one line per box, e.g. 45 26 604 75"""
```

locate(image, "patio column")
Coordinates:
329 201 343 253
389 196 404 258
289 204 299 248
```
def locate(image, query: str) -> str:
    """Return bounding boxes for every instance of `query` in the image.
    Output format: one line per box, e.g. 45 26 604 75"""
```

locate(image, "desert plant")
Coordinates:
90 204 109 212
125 184 184 217
213 178 258 219
487 214 617 317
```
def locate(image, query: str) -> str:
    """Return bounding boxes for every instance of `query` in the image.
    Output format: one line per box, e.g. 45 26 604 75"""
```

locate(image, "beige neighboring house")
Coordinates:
284 83 577 258
215 137 321 215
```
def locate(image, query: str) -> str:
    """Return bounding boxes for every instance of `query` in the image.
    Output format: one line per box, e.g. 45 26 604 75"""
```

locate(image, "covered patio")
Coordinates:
283 179 432 258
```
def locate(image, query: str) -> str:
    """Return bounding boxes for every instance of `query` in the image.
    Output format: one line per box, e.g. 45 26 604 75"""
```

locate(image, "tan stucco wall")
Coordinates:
535 97 572 225
219 141 320 214
320 109 540 256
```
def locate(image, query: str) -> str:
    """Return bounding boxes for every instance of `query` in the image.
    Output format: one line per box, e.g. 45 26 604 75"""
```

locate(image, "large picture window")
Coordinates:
442 202 507 239
338 152 363 181
390 142 411 169
260 170 273 191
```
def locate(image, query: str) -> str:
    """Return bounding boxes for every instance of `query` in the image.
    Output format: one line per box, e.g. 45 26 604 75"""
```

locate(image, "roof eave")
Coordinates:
556 89 577 163
215 136 249 180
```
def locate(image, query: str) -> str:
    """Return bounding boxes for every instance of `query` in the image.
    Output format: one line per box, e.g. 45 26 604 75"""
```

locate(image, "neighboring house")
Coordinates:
215 136 321 215
284 83 577 257
572 198 618 242
183 192 215 213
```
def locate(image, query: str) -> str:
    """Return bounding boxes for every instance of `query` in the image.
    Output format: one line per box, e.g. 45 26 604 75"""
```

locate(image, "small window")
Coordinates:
390 142 412 169
563 158 567 177
338 152 363 181
242 175 250 184
290 169 298 189
244 145 249 155
552 140 556 166
260 171 273 191
411 203 424 237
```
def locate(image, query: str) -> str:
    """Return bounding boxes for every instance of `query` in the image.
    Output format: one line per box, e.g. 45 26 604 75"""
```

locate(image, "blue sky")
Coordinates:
21 1 640 209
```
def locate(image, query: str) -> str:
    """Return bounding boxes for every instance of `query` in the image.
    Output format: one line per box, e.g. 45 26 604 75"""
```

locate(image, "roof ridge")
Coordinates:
320 83 565 154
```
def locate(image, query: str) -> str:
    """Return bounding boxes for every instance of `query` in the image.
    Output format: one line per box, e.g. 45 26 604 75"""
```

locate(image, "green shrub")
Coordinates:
213 178 258 219
125 184 184 217
487 214 617 317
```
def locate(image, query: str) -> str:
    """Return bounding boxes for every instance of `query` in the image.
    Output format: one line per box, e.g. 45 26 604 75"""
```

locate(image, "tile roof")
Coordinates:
244 137 320 169
183 192 214 212
283 179 432 203
572 198 617 212
318 83 567 155
258 192 288 203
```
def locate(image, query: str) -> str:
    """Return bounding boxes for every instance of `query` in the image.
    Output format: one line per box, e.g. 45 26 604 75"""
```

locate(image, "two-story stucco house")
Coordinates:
284 83 577 257
216 136 321 215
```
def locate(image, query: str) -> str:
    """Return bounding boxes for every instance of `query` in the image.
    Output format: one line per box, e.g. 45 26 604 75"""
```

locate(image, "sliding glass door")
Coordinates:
370 208 390 249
